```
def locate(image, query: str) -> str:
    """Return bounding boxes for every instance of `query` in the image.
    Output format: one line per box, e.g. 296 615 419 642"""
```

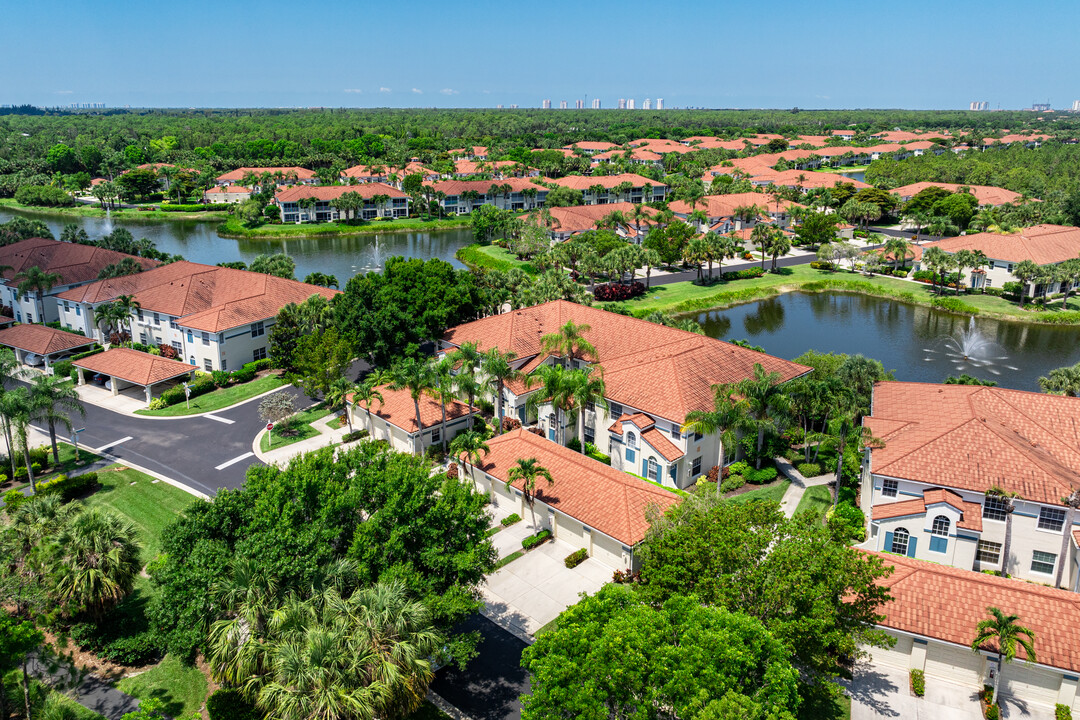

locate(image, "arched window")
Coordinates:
627 431 638 449
890 527 910 555
647 458 659 481
548 413 556 428
931 515 950 537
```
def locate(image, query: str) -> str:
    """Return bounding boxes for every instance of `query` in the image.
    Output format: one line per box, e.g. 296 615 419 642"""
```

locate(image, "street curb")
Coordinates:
124 384 293 421
96 451 211 500
427 691 476 720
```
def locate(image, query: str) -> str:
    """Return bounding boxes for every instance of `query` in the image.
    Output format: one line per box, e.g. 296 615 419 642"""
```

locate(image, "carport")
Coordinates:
0 323 96 371
74 348 196 407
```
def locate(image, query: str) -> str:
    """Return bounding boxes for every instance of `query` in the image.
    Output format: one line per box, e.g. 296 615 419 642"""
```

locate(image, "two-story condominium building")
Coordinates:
440 301 808 491
892 182 1024 207
215 167 316 186
273 183 409 223
862 382 1080 589
0 238 159 325
912 224 1080 294
202 185 252 204
427 178 549 215
547 174 667 205
562 141 619 154
668 192 804 233
526 202 662 242
56 261 338 372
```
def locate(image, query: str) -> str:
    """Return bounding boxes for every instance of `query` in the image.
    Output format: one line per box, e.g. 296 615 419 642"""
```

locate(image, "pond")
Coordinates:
696 292 1080 391
0 208 473 285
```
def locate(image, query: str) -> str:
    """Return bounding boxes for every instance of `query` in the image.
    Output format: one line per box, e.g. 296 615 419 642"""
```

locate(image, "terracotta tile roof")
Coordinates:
74 348 195 386
348 384 475 433
593 148 663 162
548 174 667 192
524 202 660 234
641 428 684 461
564 141 618 151
427 177 543 196
0 238 159 290
465 429 680 545
892 182 1023 207
216 167 315 183
203 185 251 195
56 261 338 333
868 550 1080 672
443 301 809 423
340 164 392 178
670 192 803 217
918 224 1080 266
274 183 406 202
607 412 656 435
760 169 872 191
871 488 982 531
865 382 1080 505
0 324 95 356
876 131 935 143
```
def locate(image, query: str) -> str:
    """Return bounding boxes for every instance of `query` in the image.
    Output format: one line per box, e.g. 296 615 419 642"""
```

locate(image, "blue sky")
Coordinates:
4 0 1078 110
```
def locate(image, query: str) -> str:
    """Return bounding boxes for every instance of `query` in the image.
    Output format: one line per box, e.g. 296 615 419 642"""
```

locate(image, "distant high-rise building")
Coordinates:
542 99 552 109
575 99 584 109
656 98 664 110
627 98 636 110
496 104 504 109
560 100 567 109
969 101 989 111
592 98 601 109
510 104 519 109
1073 100 1080 112
643 98 651 110
618 98 627 109
1030 102 1051 112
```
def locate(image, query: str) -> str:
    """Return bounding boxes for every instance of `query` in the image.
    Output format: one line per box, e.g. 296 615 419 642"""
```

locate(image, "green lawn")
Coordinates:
0 197 226 222
260 406 332 452
794 485 834 524
813 165 870 175
117 654 208 719
82 465 203 565
456 243 538 274
218 214 469 238
406 700 453 720
725 479 791 505
135 373 287 417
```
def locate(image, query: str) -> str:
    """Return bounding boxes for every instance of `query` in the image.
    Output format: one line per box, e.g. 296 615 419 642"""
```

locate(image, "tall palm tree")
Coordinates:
482 348 520 434
540 320 597 366
323 377 356 434
0 388 36 491
52 507 142 619
986 486 1020 576
507 458 554 530
388 357 435 454
970 606 1037 707
350 380 384 436
1012 260 1042 305
884 237 912 273
14 266 62 324
750 224 774 271
0 349 26 480
921 246 951 295
450 341 484 410
566 367 607 454
731 363 792 469
29 374 85 464
449 430 491 493
526 364 573 446
429 356 457 452
682 385 741 494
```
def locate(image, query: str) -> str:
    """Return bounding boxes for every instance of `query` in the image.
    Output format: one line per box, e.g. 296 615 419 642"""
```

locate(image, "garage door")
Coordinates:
869 633 913 671
1000 663 1061 709
925 643 984 688
591 534 624 570
557 516 587 547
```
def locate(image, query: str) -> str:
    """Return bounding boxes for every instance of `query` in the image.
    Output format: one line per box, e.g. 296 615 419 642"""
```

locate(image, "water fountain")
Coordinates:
923 317 1018 376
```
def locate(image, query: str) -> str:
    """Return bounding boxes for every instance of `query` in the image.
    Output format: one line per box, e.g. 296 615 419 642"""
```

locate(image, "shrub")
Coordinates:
1056 704 1073 720
147 397 167 410
910 669 925 697
3 489 25 514
726 461 749 476
159 203 231 213
99 632 160 666
37 472 98 501
892 269 908 278
931 296 979 314
30 463 40 475
28 447 49 468
52 360 73 379
71 346 105 362
722 267 766 280
1002 281 1022 297
564 548 588 568
501 513 522 527
341 429 368 443
522 529 552 550
69 367 79 383
746 466 778 485
0 473 8 485
828 501 867 543
424 445 447 464
246 358 272 372
502 416 522 432
593 281 646 301
211 370 231 388
15 185 75 207
14 467 27 482
130 342 152 353
158 343 178 360
445 462 458 479
797 462 822 477
810 261 832 270
231 365 256 384
985 704 999 720
207 689 260 720
984 287 1003 297
719 477 745 493
477 398 495 416
912 269 934 282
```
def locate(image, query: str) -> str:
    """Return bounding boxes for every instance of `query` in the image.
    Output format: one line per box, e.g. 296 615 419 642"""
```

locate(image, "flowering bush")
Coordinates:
593 281 646 301
502 417 522 432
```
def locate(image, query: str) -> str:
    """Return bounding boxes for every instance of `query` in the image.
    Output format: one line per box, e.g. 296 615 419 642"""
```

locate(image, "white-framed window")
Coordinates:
1031 550 1056 575
171 341 182 352
251 321 265 338
584 426 595 444
931 515 950 536
691 457 702 476
170 319 179 330
890 527 910 555
430 427 441 444
201 331 210 346
139 332 147 344
627 431 638 450
647 458 659 481
253 347 267 361
137 309 144 321
977 540 1002 564
203 359 213 371
881 479 898 497
670 425 681 440
153 312 160 325
1037 507 1066 532
983 496 1009 522
222 359 227 371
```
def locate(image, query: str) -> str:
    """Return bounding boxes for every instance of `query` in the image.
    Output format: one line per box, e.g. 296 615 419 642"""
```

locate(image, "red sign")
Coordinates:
266 423 274 431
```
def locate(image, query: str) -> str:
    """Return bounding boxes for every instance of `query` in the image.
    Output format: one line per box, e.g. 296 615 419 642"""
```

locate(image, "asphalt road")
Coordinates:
431 614 531 720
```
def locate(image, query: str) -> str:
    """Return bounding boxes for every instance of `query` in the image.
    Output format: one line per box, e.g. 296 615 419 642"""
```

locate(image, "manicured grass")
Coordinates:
495 550 524 569
534 616 560 638
794 485 834 524
260 406 332 452
813 165 870 175
82 465 203 565
40 442 105 480
117 654 208 719
135 373 287 416
725 479 791 505
0 197 226 222
218 214 469 238
456 243 538 274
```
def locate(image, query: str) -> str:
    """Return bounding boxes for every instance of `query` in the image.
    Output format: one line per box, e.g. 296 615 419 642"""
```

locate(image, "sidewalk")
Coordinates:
776 457 835 518
28 656 141 720
254 412 351 465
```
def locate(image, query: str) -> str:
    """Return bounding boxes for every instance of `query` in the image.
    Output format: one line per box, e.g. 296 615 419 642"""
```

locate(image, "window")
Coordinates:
625 431 637 463
670 425 681 440
139 332 147 344
63 301 69 311
170 319 179 330
889 527 909 555
669 464 678 483
137 309 144 321
253 347 267 362
931 515 950 536
691 457 702 476
201 332 210 346
187 330 194 343
251 321 265 338
204 359 213 371
1038 507 1066 532
75 305 80 316
983 495 1009 522
976 540 1002 565
608 402 623 418
584 425 595 444
647 458 659 481
881 479 898 497
1031 550 1056 575
171 341 182 352
693 432 703 442
153 313 160 325
222 359 227 371
430 427 441 444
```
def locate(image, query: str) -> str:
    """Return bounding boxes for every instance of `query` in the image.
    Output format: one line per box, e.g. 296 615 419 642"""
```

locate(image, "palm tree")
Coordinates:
429 356 457 452
921 246 951 295
350 379 384 435
684 236 708 281
1038 365 1080 396
971 606 1036 707
507 458 554 530
450 341 484 410
884 237 912 273
641 248 661 288
526 364 573 446
323 376 356 434
766 230 792 272
565 367 607 454
29 374 85 464
540 320 597 366
1012 260 1042 305
986 486 1020 576
750 224 774 271
53 507 142 619
388 357 435 454
449 430 491 493
14 266 62 324
732 363 792 469
0 388 36 491
482 348 520 434
0 349 26 480
716 232 742 277
682 385 741 494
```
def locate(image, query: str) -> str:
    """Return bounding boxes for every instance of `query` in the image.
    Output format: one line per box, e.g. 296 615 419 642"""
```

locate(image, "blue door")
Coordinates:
548 426 556 441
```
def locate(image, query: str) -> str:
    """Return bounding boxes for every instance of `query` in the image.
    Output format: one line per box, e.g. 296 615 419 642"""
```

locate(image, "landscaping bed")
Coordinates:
136 371 285 417
260 405 333 452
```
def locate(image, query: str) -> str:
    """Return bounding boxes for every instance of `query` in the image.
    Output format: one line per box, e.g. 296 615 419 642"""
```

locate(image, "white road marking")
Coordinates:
215 452 255 471
204 414 235 425
93 436 132 453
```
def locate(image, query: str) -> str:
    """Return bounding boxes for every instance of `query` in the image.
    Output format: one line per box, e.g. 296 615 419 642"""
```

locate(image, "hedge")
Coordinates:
501 513 522 527
522 529 552 550
593 281 645 301
159 203 231 212
719 476 745 493
52 360 73 379
37 472 98 502
207 689 260 720
722 266 766 280
564 548 588 568
15 185 75 207
797 462 822 478
71 345 104 362
931 296 979 314
342 429 369 443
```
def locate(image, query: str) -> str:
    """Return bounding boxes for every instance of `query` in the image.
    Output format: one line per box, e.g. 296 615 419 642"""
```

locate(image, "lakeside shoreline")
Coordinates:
216 215 471 239
0 198 227 222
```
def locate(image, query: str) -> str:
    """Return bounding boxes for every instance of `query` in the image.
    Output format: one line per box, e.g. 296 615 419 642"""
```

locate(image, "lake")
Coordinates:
0 208 473 285
696 292 1080 391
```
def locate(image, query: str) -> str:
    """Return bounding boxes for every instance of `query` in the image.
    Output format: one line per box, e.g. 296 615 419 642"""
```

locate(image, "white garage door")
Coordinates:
1001 663 1061 709
925 643 984 688
870 633 913 671
592 533 624 570
557 516 587 547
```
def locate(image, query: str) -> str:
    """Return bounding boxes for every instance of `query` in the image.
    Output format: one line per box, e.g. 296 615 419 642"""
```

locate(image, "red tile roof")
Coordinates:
564 141 619 152
204 185 251 195
465 429 680 545
892 182 1023 207
593 148 663 162
74 348 196 386
0 238 159 289
0 324 95 356
670 192 802 217
216 167 315 183
865 382 1080 505
274 182 406 202
443 301 809 423
871 488 982 531
919 224 1080 266
427 177 543 196
349 384 475 433
607 412 655 435
57 261 338 333
548 174 666 192
524 202 660 234
641 428 684 461
869 551 1080 672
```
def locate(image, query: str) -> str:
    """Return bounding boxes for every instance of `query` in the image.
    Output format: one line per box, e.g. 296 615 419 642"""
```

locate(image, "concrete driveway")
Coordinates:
847 663 982 720
483 538 610 638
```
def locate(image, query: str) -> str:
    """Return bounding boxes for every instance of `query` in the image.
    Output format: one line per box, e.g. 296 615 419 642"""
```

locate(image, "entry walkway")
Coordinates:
776 457 834 518
254 412 352 465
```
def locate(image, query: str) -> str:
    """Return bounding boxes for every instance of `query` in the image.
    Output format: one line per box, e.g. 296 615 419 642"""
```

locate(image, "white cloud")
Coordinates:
379 87 391 93
54 90 73 95
440 88 459 96
343 89 363 94
411 88 423 94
